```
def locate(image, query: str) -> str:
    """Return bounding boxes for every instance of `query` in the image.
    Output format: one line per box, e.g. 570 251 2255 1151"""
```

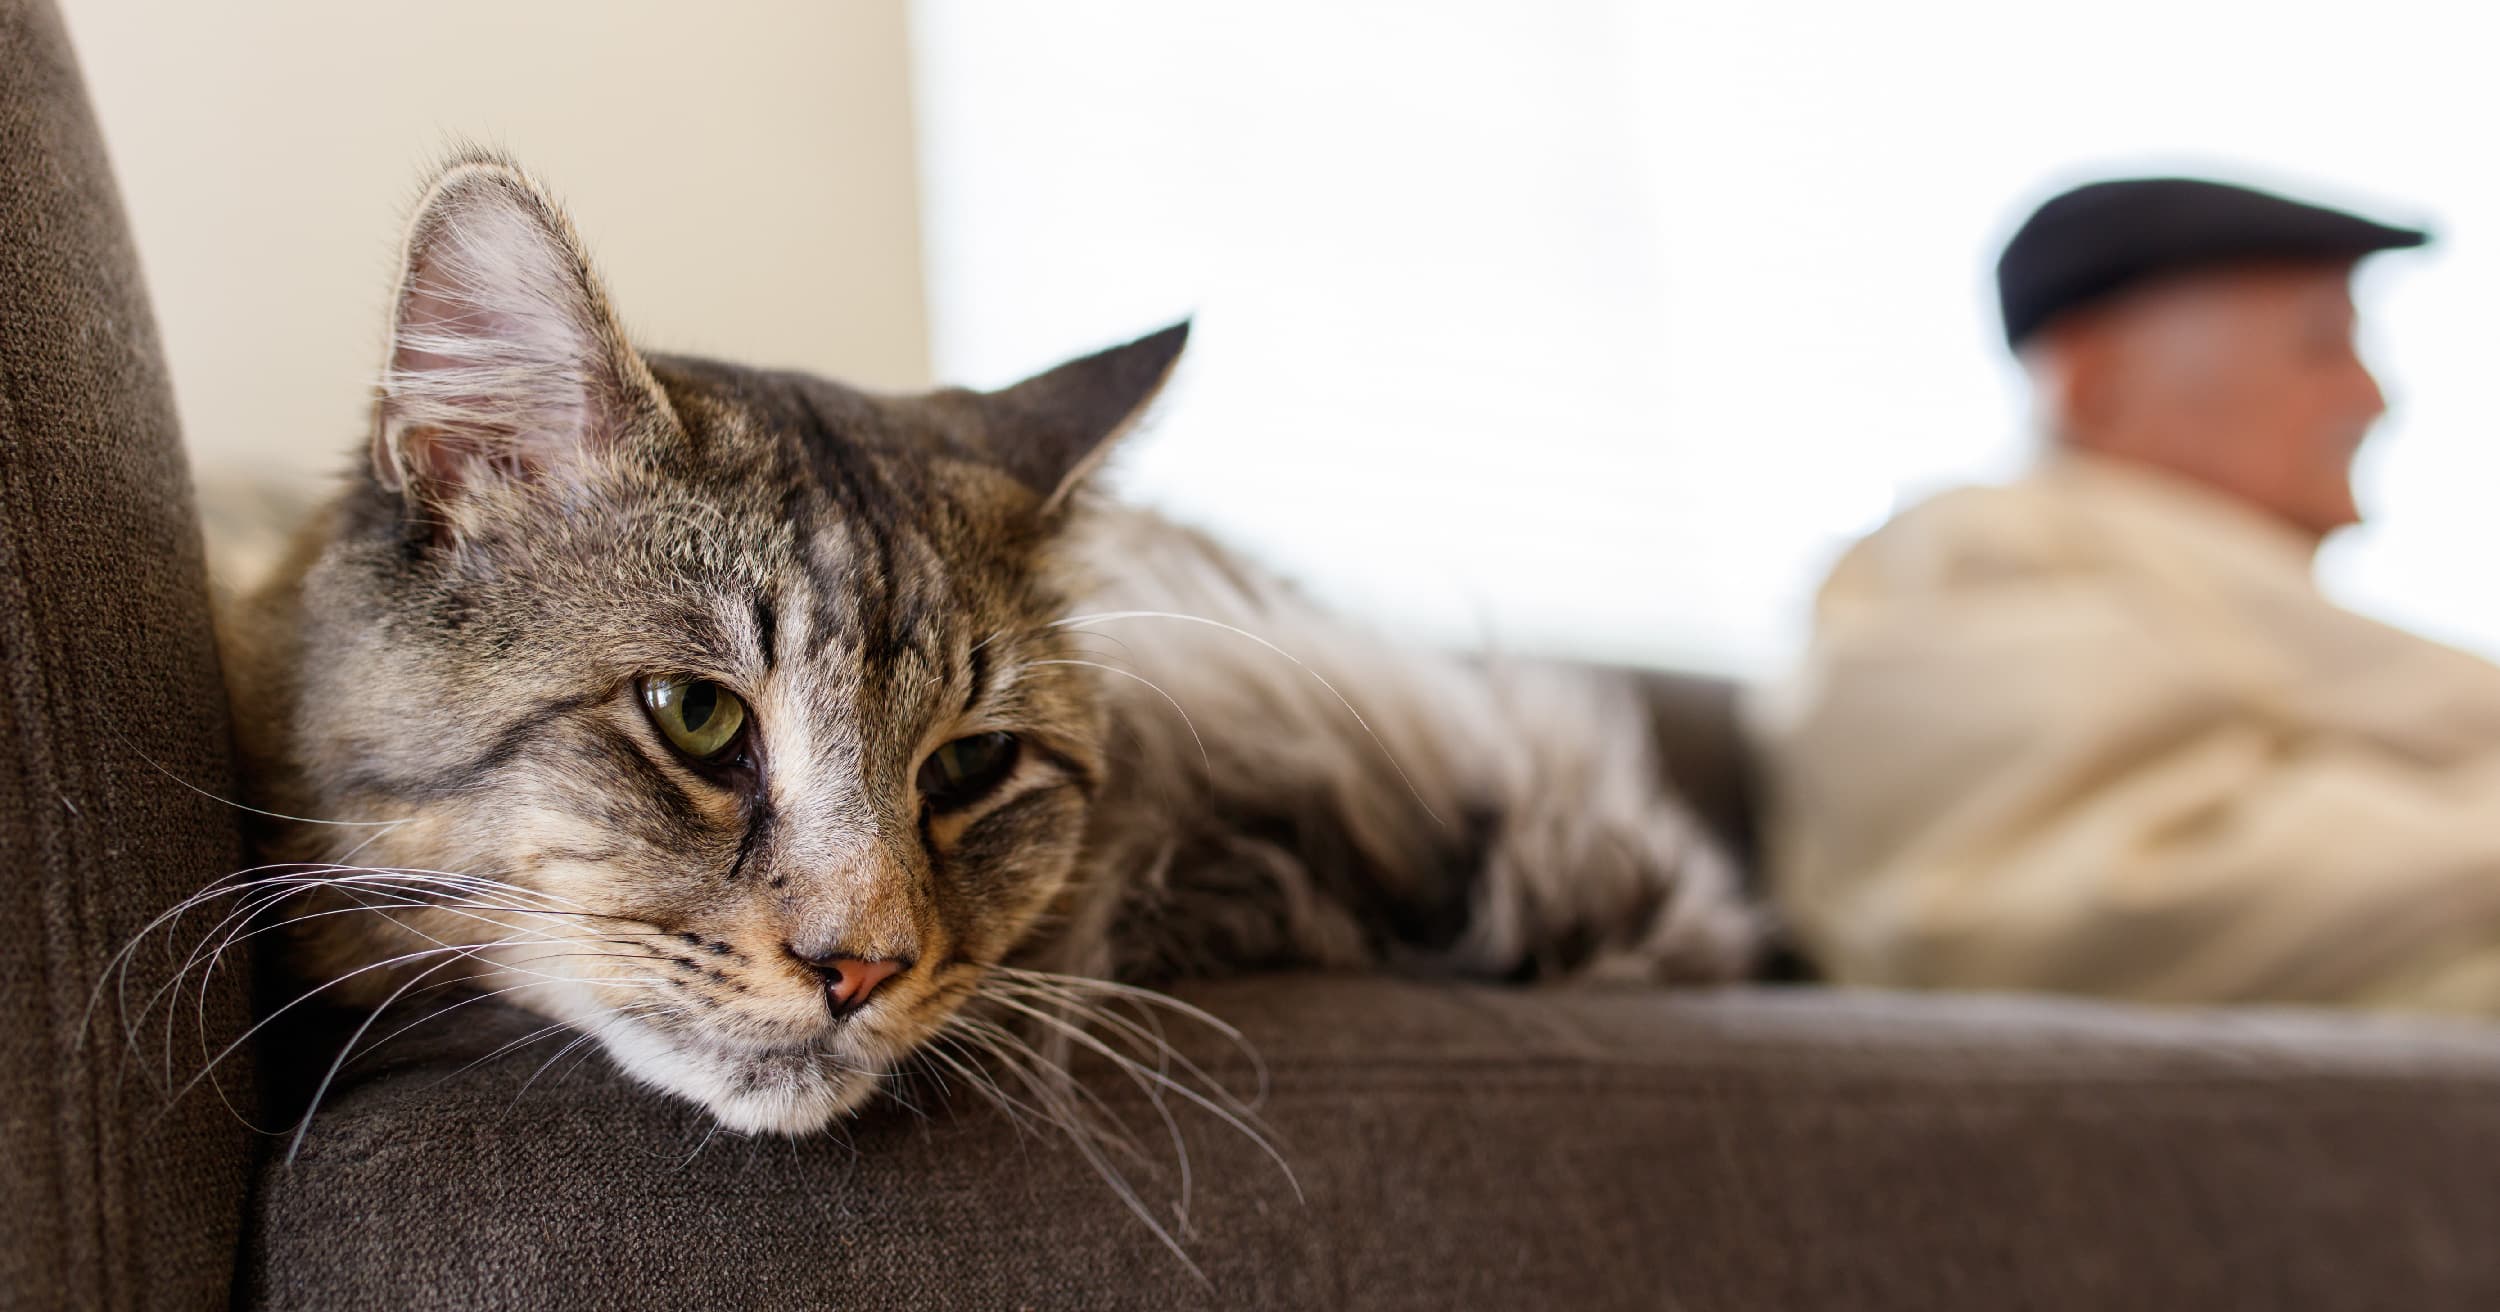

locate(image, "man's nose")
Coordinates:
2355 360 2388 420
786 942 910 1017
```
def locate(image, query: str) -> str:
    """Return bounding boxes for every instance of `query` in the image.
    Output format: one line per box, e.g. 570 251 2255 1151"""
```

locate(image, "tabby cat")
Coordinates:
213 152 1756 1139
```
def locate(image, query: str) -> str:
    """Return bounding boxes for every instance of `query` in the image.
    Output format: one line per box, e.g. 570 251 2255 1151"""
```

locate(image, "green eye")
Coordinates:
918 732 1020 811
640 675 748 760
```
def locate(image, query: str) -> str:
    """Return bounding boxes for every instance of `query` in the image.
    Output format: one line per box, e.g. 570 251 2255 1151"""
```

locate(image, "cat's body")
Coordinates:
1052 504 1751 989
216 152 1753 1138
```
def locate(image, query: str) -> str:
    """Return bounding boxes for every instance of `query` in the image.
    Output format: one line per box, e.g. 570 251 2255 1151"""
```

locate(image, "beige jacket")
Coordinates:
1757 452 2500 1013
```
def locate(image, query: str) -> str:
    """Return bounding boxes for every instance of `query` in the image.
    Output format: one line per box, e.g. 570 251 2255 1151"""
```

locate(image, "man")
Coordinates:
1756 176 2500 1012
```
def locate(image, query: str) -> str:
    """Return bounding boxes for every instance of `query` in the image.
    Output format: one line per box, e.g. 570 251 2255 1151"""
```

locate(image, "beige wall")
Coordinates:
59 0 930 502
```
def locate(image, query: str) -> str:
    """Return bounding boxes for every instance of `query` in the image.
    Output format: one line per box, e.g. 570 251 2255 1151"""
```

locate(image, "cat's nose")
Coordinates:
788 945 909 1017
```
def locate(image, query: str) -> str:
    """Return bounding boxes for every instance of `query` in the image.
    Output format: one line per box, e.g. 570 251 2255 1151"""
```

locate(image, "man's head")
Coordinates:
2022 261 2382 542
1999 177 2427 547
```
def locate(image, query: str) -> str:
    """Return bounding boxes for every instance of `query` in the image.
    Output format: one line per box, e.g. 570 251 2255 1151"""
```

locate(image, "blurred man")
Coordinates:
1754 177 2500 1012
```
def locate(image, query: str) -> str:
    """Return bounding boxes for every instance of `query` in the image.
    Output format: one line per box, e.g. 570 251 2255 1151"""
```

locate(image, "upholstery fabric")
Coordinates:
247 977 2500 1310
0 0 256 1305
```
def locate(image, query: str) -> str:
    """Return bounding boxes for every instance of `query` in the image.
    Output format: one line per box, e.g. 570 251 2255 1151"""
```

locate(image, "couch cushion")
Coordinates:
244 977 2500 1310
0 1 257 1307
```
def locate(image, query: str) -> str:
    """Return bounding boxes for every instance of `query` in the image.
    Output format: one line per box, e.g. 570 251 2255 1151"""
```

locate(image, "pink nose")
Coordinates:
796 952 905 1017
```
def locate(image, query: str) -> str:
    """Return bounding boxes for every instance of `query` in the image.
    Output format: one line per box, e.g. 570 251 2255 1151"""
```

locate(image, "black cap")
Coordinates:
1996 177 2428 348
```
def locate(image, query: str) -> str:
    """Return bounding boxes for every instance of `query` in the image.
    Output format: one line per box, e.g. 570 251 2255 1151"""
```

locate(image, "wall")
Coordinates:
59 0 930 510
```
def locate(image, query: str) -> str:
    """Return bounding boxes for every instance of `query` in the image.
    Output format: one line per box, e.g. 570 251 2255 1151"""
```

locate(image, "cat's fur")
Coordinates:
217 151 1756 1136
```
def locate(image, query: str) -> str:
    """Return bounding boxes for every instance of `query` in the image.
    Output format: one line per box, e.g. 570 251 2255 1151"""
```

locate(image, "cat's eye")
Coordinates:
918 732 1020 811
640 674 748 760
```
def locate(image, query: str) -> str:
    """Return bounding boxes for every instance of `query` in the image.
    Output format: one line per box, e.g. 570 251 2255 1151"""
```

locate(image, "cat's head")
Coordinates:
265 151 1182 1133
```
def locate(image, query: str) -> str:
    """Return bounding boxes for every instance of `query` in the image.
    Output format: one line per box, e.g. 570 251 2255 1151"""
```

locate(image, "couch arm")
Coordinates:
0 1 256 1306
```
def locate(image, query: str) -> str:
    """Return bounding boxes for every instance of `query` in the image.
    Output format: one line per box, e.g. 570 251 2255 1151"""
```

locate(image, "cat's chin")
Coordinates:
592 1016 881 1135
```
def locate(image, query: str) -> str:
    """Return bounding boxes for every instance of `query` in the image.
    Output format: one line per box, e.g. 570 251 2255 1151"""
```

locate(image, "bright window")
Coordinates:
914 2 2500 675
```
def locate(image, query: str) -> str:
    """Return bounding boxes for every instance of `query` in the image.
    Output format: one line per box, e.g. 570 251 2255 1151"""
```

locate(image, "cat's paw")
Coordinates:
1458 789 1760 985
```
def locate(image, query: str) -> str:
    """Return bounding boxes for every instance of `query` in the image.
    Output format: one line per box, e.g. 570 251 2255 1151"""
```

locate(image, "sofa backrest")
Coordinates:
1624 667 1760 872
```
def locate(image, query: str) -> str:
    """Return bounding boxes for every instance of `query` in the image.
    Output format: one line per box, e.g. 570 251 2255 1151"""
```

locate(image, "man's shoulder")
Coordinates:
1882 477 2063 539
1834 474 2098 593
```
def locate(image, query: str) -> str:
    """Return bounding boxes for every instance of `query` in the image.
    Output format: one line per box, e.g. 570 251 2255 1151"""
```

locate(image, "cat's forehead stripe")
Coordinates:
658 359 988 686
964 643 990 717
792 493 957 679
752 593 778 671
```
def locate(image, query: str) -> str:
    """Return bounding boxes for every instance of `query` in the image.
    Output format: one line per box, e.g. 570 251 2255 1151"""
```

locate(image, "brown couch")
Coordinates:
11 3 2500 1306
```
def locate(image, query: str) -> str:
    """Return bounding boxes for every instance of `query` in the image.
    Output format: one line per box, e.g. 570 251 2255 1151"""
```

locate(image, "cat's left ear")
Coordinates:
973 321 1189 513
369 151 670 511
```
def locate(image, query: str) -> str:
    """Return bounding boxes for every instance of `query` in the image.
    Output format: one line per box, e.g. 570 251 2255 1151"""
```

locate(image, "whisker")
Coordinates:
981 993 1301 1204
984 966 1273 1108
917 1037 1043 1135
351 975 599 1067
1027 658 1213 781
100 860 617 1060
506 1027 610 1117
947 1014 1204 1280
947 1015 1150 1165
674 1120 727 1171
160 937 592 1114
132 749 411 828
287 936 523 1164
88 863 375 1043
987 989 1199 1225
981 977 1256 1136
418 1017 584 1093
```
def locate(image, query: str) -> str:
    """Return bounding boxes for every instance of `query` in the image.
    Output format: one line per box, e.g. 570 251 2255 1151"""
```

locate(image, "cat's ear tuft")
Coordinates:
977 320 1189 512
370 151 662 508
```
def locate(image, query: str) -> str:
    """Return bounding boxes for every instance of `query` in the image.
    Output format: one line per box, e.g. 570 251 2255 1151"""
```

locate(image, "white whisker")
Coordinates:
133 750 411 828
1027 659 1212 780
982 993 1300 1204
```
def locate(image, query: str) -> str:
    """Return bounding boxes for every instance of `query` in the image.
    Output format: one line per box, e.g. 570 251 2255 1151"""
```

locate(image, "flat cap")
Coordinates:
1997 176 2428 348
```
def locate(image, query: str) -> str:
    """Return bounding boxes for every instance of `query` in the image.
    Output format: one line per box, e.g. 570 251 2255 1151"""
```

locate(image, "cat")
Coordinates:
210 150 1758 1141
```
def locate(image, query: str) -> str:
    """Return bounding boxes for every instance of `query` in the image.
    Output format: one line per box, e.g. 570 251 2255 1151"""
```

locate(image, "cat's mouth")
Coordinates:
473 941 934 1133
590 1009 896 1134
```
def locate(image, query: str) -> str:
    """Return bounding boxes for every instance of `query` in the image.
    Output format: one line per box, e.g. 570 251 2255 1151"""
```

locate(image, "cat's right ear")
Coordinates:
972 321 1190 515
370 152 669 522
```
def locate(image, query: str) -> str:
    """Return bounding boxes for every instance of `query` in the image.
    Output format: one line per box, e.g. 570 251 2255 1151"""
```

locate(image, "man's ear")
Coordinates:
973 321 1189 512
370 150 668 513
2030 311 2124 441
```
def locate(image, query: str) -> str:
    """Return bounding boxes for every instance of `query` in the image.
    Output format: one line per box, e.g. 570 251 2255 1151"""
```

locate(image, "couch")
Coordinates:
10 2 2500 1306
